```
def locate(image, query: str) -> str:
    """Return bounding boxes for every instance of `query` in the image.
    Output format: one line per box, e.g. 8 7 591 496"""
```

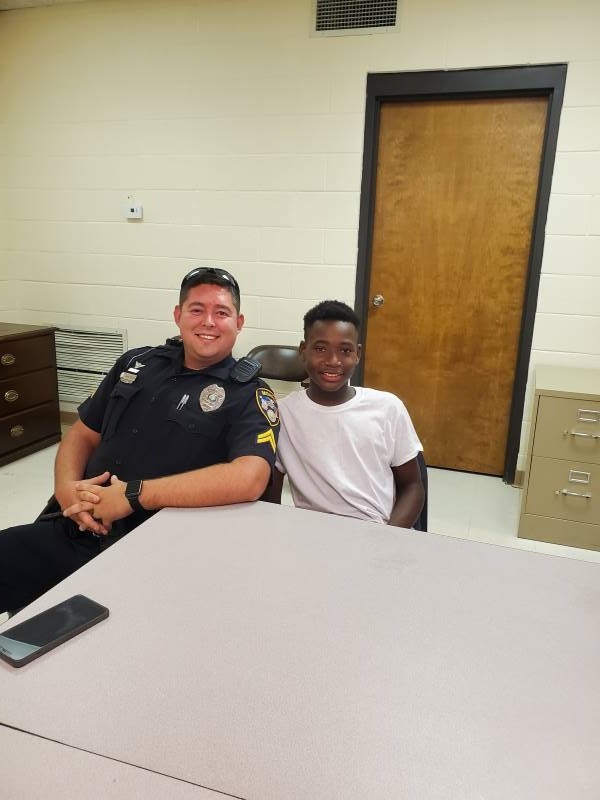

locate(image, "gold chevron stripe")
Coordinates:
256 429 276 453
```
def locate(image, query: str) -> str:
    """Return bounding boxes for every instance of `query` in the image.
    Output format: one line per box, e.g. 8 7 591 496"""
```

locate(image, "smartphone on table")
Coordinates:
0 594 109 668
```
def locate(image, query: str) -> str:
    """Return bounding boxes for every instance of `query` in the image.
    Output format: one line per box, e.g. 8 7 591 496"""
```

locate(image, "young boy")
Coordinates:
264 300 424 529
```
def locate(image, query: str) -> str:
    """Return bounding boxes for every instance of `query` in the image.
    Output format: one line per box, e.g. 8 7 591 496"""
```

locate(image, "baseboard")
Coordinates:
513 469 525 488
60 410 78 427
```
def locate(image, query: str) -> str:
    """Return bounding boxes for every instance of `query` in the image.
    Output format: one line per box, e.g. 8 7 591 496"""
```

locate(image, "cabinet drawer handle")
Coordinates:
10 424 24 438
4 389 19 403
564 429 600 440
1 353 16 367
555 488 592 499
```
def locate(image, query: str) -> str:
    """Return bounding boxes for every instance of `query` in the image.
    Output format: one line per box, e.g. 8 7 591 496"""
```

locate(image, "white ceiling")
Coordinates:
0 0 89 9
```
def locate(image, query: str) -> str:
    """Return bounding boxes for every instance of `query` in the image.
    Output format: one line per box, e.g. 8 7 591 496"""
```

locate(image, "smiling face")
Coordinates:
174 283 244 370
300 319 361 405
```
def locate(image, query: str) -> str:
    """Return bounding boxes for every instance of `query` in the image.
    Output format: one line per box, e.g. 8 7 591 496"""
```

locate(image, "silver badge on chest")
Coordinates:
199 384 225 412
119 371 137 384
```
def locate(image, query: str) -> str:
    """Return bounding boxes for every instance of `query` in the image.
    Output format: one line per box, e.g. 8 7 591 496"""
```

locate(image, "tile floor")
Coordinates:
2 442 599 624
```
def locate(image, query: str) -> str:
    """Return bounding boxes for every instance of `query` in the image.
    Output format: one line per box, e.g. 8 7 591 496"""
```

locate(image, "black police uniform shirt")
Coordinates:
77 343 280 537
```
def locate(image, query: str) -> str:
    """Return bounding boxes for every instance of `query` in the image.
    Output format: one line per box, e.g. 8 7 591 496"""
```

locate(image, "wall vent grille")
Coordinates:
54 327 127 405
315 0 398 32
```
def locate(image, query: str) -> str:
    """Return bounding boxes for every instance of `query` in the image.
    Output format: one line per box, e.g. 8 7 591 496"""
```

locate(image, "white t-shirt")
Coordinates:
275 387 422 524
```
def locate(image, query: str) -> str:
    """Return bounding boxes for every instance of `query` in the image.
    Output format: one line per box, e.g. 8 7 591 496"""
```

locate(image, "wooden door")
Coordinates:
364 97 548 475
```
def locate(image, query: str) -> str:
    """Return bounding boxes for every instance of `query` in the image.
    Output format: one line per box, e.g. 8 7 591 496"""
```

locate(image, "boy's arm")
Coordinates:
389 457 425 529
260 468 284 504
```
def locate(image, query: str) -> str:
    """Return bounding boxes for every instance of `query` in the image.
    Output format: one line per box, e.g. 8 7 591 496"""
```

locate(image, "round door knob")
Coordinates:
1 353 16 366
4 389 19 403
372 294 385 308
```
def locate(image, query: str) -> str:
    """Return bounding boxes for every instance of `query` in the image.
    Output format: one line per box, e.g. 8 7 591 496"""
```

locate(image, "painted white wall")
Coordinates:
0 0 598 468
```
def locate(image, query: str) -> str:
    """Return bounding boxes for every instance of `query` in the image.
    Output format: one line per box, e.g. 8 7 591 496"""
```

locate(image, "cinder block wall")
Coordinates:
0 0 599 468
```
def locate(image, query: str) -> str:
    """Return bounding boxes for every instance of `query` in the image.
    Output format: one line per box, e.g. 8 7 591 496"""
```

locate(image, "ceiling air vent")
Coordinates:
314 0 398 34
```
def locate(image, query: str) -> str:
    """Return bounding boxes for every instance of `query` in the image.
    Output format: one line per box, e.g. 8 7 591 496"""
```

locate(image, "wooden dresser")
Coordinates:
0 323 62 467
518 365 600 551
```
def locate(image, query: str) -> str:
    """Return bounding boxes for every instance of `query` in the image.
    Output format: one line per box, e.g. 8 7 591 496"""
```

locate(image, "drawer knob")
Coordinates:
564 429 600 440
4 389 19 403
10 424 25 438
555 488 592 499
1 353 16 367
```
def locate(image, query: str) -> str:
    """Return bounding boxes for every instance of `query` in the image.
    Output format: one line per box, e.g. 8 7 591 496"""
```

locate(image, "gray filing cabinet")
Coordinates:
518 365 600 551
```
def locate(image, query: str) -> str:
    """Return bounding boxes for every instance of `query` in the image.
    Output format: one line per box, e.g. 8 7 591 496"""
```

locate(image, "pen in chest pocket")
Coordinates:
176 393 190 411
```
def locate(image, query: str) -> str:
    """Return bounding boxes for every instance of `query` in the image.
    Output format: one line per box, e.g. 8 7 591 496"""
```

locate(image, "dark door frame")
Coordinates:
354 64 567 484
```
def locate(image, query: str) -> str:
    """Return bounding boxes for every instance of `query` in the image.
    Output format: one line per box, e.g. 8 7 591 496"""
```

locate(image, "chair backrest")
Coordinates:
414 451 428 532
247 345 307 383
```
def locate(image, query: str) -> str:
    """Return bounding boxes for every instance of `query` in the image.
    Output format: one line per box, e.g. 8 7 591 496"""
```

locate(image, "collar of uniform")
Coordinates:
155 345 235 379
192 355 236 380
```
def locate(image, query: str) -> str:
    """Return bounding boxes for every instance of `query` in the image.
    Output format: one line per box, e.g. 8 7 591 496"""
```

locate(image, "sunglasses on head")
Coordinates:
180 267 240 301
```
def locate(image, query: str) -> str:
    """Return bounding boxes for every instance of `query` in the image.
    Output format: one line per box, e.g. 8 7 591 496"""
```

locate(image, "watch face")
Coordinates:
125 480 143 510
126 480 141 498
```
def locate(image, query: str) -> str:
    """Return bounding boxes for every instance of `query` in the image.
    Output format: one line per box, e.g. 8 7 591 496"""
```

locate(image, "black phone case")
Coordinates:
0 594 109 668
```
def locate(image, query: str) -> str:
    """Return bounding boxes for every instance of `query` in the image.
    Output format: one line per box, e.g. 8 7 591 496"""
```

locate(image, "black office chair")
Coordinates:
246 344 307 383
414 451 428 532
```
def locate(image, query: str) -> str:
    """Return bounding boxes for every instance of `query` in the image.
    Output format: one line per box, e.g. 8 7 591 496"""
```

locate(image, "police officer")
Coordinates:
0 267 280 613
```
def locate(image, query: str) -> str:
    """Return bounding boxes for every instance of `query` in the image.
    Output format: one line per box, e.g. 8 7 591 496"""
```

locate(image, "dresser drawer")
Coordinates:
0 367 59 416
525 456 599 525
0 332 56 379
533 395 600 464
0 402 60 458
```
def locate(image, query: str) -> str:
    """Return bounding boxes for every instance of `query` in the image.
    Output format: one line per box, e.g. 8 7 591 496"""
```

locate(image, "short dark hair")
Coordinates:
303 300 360 338
179 267 241 312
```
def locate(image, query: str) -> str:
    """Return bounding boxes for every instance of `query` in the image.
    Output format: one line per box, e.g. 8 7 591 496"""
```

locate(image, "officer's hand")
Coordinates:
58 471 111 534
72 474 132 527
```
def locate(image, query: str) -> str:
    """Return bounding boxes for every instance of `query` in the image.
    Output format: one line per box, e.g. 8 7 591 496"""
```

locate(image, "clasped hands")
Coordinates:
59 472 132 535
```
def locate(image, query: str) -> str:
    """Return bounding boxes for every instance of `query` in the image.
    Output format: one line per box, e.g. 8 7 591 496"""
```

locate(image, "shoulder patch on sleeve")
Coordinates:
255 387 279 427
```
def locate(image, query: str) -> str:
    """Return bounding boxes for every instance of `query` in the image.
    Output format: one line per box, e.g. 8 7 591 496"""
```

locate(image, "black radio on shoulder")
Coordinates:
230 357 261 384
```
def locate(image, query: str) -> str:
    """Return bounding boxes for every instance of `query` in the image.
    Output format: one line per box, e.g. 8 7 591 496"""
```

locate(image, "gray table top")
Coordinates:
1 501 599 799
0 725 230 799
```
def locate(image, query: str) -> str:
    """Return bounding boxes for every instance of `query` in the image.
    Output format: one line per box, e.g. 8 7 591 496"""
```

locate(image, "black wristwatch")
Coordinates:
125 479 144 512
